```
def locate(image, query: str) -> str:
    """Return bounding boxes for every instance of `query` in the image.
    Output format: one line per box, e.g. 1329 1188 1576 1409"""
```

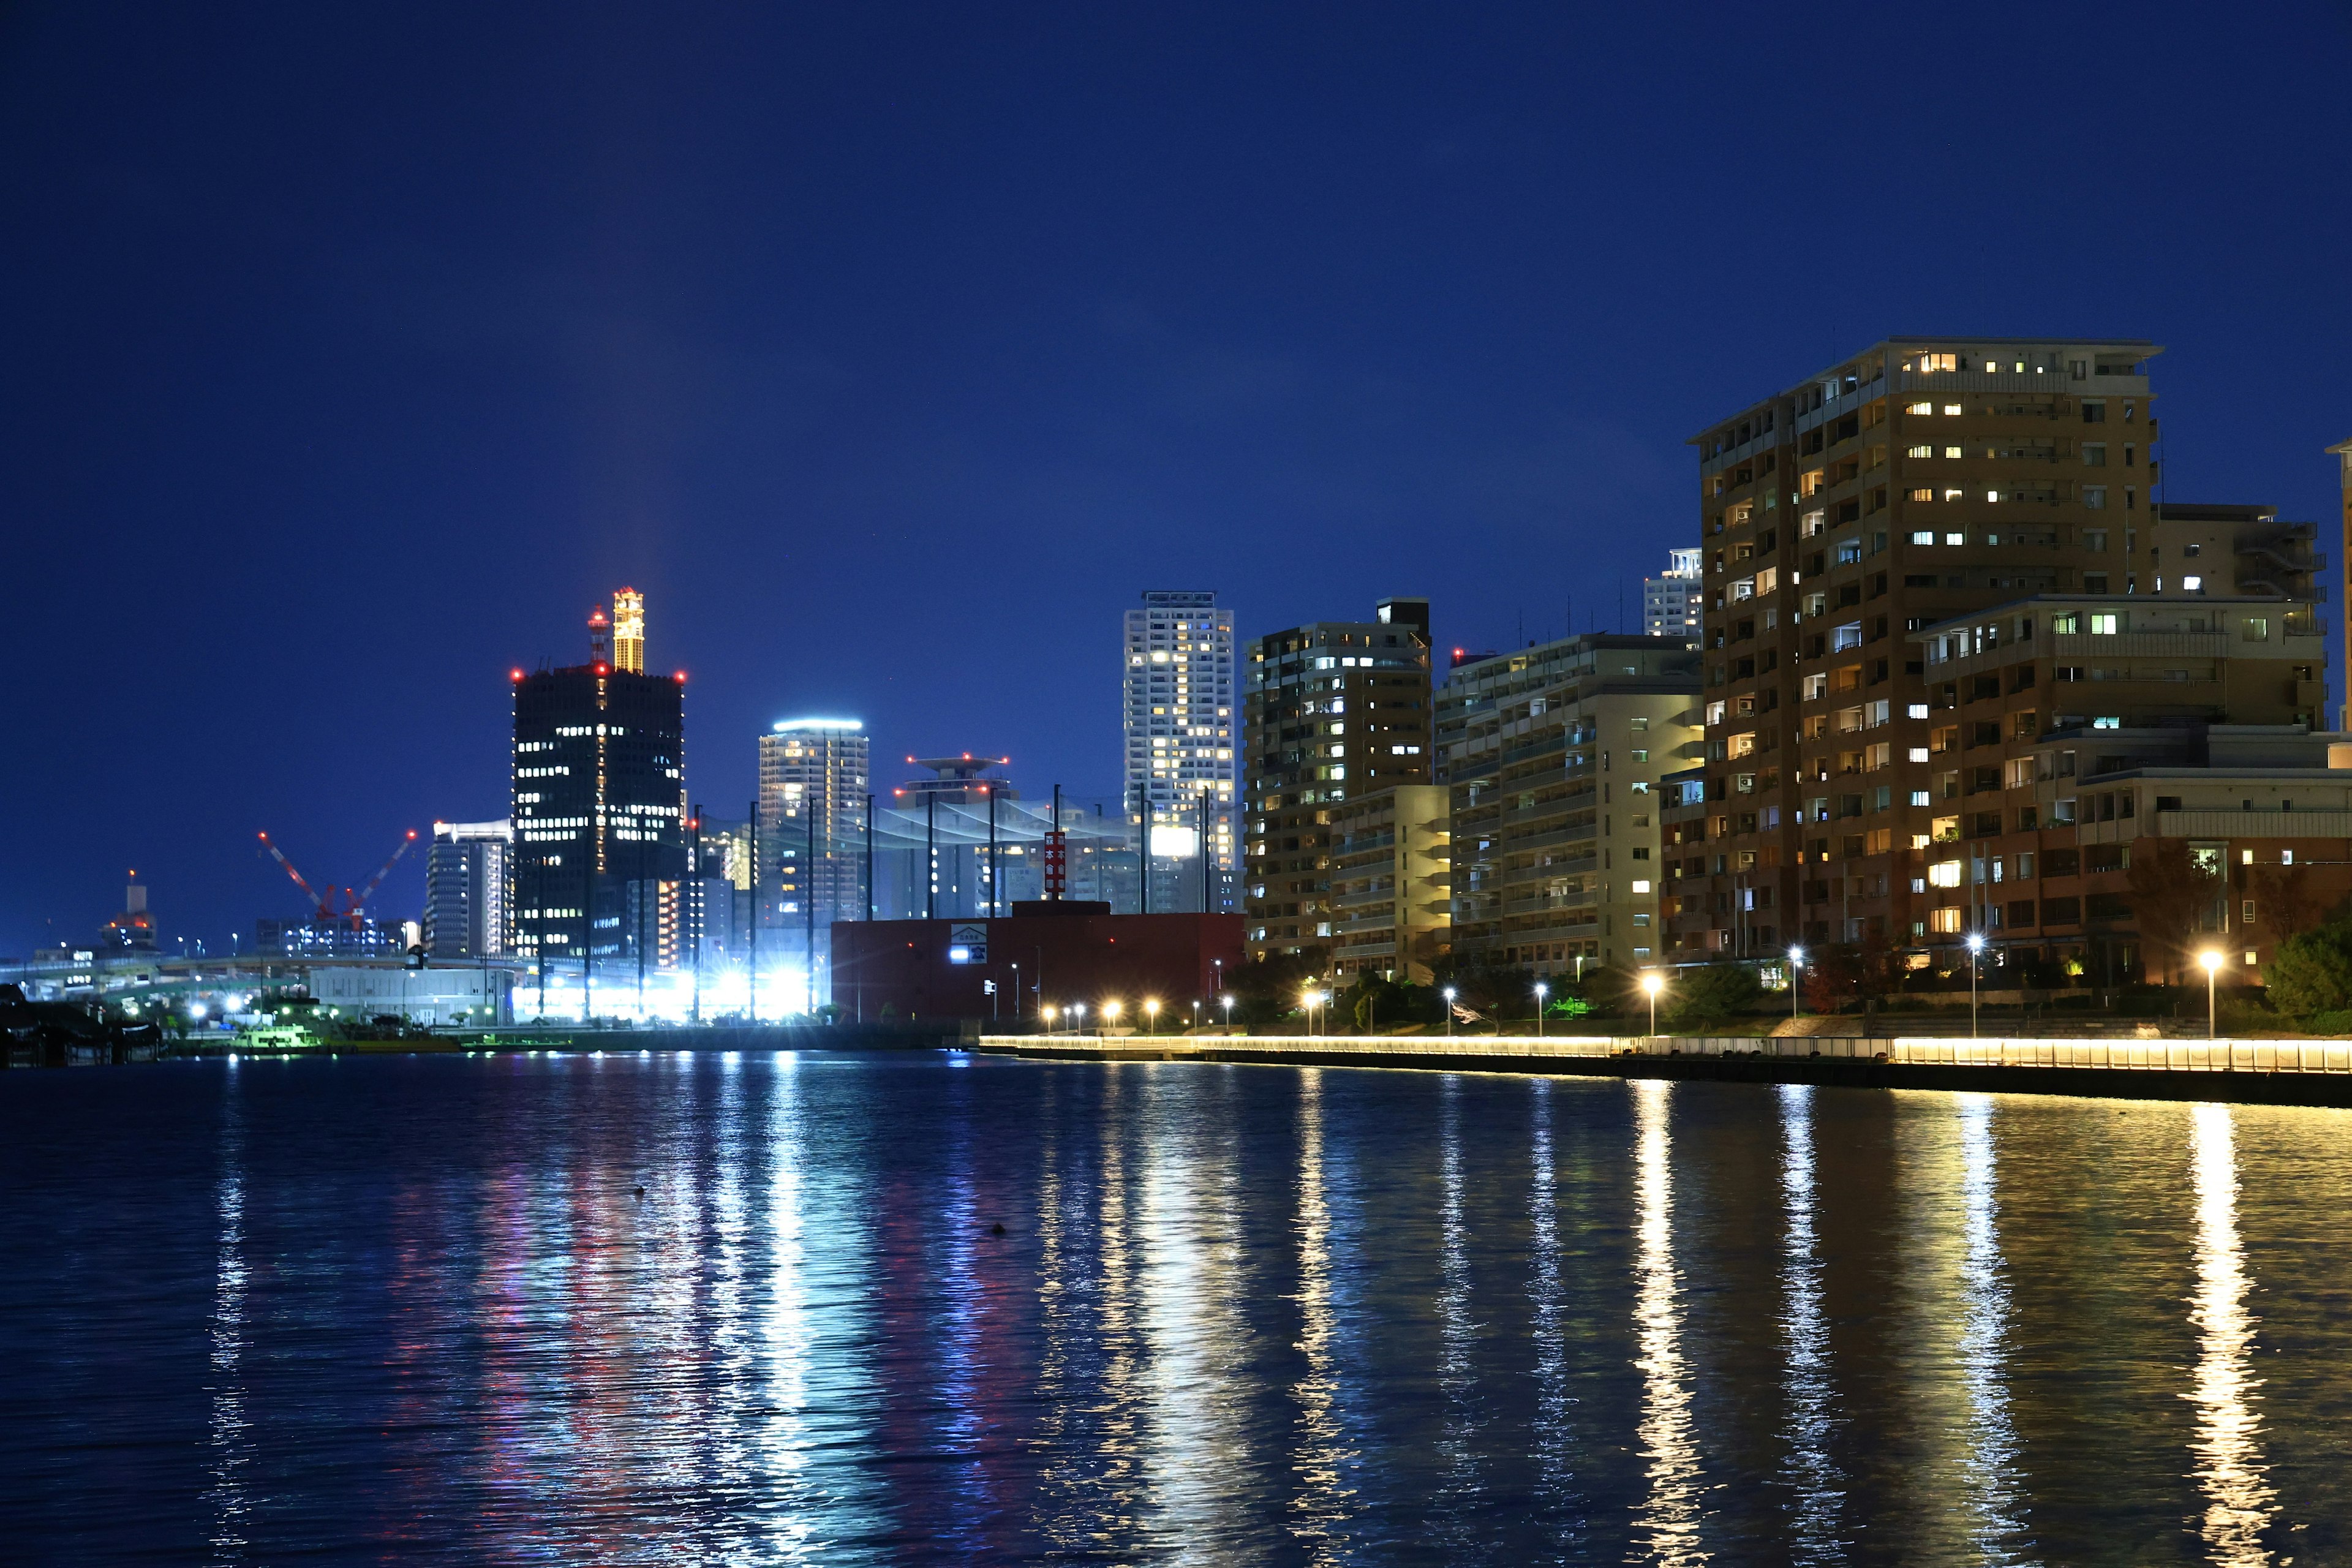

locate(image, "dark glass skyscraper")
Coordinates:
511 604 688 971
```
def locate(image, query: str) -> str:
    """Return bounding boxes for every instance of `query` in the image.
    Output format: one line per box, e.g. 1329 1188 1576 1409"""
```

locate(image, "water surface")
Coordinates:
5 1051 2348 1563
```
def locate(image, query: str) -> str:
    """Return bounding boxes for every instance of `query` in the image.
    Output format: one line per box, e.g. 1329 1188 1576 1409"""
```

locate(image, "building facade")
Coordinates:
2332 437 2352 728
511 601 688 970
1122 590 1238 914
831 905 1246 1024
1244 598 1434 959
1328 783 1450 982
1438 634 1702 976
424 819 513 960
1668 337 2193 965
757 719 870 1003
1643 548 1704 640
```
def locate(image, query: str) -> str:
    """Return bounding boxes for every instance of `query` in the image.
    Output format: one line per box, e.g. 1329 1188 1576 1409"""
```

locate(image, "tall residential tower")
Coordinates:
758 718 870 1002
1122 591 1238 913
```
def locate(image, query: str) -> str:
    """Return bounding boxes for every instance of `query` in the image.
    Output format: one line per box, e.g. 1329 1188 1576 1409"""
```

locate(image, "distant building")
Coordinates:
424 820 513 960
310 966 507 1028
101 880 157 951
2154 502 2326 612
1243 598 1434 959
254 918 410 958
758 720 870 1003
511 597 688 973
1643 548 1703 641
611 587 645 674
1439 632 1702 976
1123 590 1238 914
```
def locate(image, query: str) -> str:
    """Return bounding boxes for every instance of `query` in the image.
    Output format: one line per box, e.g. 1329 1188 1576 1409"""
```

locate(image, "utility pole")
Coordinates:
926 790 937 921
1198 789 1210 913
1137 780 1150 916
986 784 999 918
865 793 876 919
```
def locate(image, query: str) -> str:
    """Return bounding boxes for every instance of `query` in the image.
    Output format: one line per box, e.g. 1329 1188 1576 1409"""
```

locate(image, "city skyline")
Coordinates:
3 6 2347 954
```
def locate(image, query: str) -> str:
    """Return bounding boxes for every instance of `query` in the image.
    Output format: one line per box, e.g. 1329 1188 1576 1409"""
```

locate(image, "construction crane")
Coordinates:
257 829 419 930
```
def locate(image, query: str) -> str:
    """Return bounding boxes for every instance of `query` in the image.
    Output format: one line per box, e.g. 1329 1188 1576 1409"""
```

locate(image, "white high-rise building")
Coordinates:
1121 590 1238 913
758 718 871 1004
1643 547 1704 641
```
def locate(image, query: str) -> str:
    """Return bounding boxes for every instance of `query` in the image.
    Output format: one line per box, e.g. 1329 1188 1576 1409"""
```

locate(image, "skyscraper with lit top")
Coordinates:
512 590 687 973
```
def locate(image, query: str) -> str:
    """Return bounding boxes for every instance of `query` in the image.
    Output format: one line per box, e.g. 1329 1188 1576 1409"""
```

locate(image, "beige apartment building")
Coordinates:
1665 337 2328 965
1327 785 1450 982
1243 599 1434 958
1439 634 1702 976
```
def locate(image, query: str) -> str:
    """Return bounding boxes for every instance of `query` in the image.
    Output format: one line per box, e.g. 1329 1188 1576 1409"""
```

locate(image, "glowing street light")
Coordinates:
1301 989 1318 1036
1042 1003 1057 1035
1640 970 1665 1038
1965 932 1986 1039
2199 949 2225 1040
1788 946 1804 1023
1103 1000 1123 1032
1145 998 1160 1035
1534 981 1549 1038
1442 986 1457 1037
1071 1002 1087 1035
1220 993 1235 1029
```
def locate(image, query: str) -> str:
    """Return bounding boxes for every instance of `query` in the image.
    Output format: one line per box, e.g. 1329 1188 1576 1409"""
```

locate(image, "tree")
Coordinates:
2251 862 2333 943
2125 838 2219 986
1669 962 1761 1025
1229 948 1327 1030
2265 922 2352 1018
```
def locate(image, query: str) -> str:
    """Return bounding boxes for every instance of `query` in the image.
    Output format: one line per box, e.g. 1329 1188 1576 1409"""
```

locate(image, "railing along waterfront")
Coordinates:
980 1033 2352 1075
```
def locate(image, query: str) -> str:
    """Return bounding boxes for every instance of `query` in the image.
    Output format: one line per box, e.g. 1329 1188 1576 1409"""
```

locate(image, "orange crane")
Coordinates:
257 829 419 930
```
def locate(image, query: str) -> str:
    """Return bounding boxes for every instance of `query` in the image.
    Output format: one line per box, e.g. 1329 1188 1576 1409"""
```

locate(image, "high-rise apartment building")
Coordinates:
758 718 870 1002
1438 635 1702 976
1643 549 1704 640
1123 591 1238 913
1666 337 2218 963
1244 598 1433 958
424 819 513 959
512 599 688 970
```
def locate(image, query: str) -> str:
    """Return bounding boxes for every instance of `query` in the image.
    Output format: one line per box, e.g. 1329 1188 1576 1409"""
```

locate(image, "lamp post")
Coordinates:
1191 998 1202 1032
1042 1003 1057 1036
1145 999 1159 1036
1072 1002 1087 1036
1534 981 1548 1038
1010 962 1021 1024
2199 949 2224 1040
1788 946 1804 1024
1221 993 1235 1030
1442 986 1456 1036
1301 989 1317 1036
1104 1000 1122 1034
1965 933 1986 1038
1641 971 1664 1039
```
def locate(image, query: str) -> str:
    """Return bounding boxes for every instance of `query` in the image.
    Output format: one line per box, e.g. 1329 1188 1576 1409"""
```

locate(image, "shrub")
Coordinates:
1668 962 1762 1025
2266 922 2352 1019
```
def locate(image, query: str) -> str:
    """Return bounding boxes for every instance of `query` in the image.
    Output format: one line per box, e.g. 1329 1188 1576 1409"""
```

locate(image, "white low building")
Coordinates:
307 966 507 1028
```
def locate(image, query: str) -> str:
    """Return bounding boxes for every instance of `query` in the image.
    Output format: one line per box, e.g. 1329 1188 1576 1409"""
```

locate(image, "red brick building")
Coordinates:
830 903 1246 1025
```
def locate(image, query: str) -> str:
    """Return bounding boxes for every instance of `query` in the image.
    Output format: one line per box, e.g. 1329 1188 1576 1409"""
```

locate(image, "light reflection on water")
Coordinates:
6 1054 2352 1563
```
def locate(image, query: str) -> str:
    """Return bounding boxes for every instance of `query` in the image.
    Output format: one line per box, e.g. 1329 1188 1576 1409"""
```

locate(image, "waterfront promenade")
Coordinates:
979 1031 2352 1107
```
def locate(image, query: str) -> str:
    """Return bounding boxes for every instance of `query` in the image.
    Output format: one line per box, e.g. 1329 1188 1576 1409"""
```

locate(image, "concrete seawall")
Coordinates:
974 1033 2352 1109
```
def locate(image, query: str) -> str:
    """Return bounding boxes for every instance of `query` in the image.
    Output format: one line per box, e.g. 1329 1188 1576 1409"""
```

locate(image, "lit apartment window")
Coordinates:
1907 401 1934 415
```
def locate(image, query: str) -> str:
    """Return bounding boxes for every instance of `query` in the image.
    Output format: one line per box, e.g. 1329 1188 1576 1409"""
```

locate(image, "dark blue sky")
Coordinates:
3 2 2346 955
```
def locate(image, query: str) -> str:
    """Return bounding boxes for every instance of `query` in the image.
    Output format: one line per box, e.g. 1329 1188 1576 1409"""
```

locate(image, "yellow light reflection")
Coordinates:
2188 1102 2276 1564
1630 1079 1706 1561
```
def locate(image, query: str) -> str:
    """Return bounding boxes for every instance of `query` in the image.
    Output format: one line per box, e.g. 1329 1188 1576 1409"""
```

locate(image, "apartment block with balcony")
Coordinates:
1667 337 2180 964
1244 600 1433 958
1327 784 1450 982
1899 595 2326 965
2154 501 2327 606
1438 634 1702 977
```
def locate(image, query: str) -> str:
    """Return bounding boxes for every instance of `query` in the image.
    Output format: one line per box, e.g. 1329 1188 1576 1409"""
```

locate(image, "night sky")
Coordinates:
3 3 2346 956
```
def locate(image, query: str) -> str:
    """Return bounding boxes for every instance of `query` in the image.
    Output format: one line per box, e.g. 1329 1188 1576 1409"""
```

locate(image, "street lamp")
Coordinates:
2199 949 2224 1040
1965 933 1986 1039
1221 993 1235 1030
1042 1003 1057 1035
1191 999 1202 1032
1145 998 1159 1035
1534 981 1548 1038
1104 1000 1122 1033
1788 946 1804 1023
1442 986 1456 1037
1301 989 1317 1036
1640 971 1664 1038
1071 1002 1087 1035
